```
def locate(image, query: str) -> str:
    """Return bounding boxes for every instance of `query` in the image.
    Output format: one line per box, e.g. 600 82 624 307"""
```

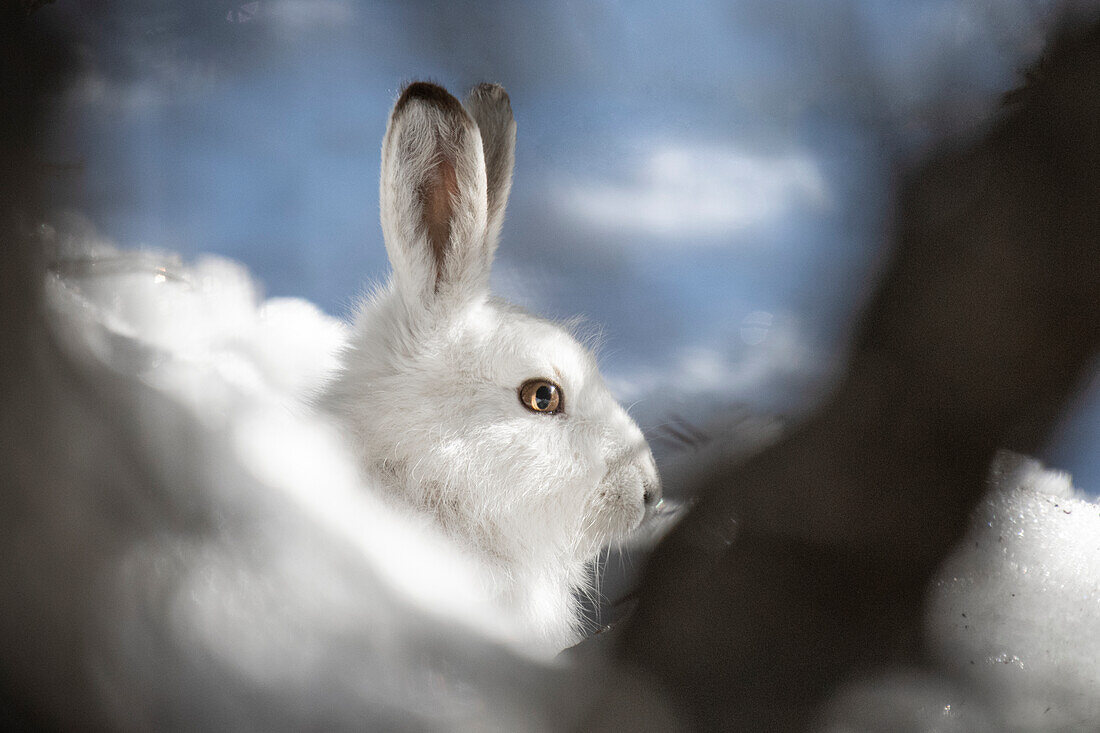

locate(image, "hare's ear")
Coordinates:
380 82 489 313
465 83 516 251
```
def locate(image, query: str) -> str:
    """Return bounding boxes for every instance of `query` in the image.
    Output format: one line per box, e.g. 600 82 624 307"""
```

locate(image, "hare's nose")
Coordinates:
643 475 663 508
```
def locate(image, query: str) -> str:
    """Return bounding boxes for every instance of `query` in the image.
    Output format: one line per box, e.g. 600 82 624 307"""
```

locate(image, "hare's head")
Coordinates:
325 82 660 583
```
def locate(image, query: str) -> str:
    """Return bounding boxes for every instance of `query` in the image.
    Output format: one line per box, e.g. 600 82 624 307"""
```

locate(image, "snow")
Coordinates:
36 223 570 729
925 455 1100 731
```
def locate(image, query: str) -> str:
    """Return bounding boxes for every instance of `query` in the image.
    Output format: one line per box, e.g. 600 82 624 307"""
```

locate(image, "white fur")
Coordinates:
321 84 660 650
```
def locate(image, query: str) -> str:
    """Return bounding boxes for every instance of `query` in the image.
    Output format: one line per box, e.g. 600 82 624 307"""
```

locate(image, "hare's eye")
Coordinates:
519 379 563 414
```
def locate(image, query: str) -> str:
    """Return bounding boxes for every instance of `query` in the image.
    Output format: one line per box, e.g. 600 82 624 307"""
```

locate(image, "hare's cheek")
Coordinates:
566 429 607 481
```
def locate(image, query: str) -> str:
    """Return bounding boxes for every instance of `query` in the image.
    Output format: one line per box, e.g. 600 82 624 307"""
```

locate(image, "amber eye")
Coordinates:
519 379 563 414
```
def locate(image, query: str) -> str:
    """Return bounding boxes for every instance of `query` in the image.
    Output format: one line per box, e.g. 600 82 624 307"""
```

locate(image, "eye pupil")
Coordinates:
535 385 553 410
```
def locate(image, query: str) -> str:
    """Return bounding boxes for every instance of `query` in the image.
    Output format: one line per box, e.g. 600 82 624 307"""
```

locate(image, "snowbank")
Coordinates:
926 455 1100 731
32 223 572 730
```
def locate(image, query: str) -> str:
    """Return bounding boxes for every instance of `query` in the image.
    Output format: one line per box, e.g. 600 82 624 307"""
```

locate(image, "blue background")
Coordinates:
42 0 1099 495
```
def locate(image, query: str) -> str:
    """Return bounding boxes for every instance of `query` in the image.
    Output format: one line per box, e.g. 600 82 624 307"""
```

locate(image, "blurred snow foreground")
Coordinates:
32 225 578 730
20 220 1099 730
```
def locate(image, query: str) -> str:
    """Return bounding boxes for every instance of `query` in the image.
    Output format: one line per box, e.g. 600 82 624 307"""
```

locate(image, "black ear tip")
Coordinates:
394 81 465 117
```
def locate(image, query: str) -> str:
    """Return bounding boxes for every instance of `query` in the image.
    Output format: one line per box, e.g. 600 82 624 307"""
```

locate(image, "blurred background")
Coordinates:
39 0 1098 495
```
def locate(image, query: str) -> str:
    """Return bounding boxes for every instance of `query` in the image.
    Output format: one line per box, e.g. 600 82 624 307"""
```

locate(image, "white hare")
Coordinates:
321 82 661 650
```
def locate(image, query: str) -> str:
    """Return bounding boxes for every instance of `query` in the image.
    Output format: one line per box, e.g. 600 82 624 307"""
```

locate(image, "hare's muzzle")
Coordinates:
643 476 663 509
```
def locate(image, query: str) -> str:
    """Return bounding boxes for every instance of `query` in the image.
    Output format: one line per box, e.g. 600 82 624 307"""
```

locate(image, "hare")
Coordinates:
321 82 661 650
